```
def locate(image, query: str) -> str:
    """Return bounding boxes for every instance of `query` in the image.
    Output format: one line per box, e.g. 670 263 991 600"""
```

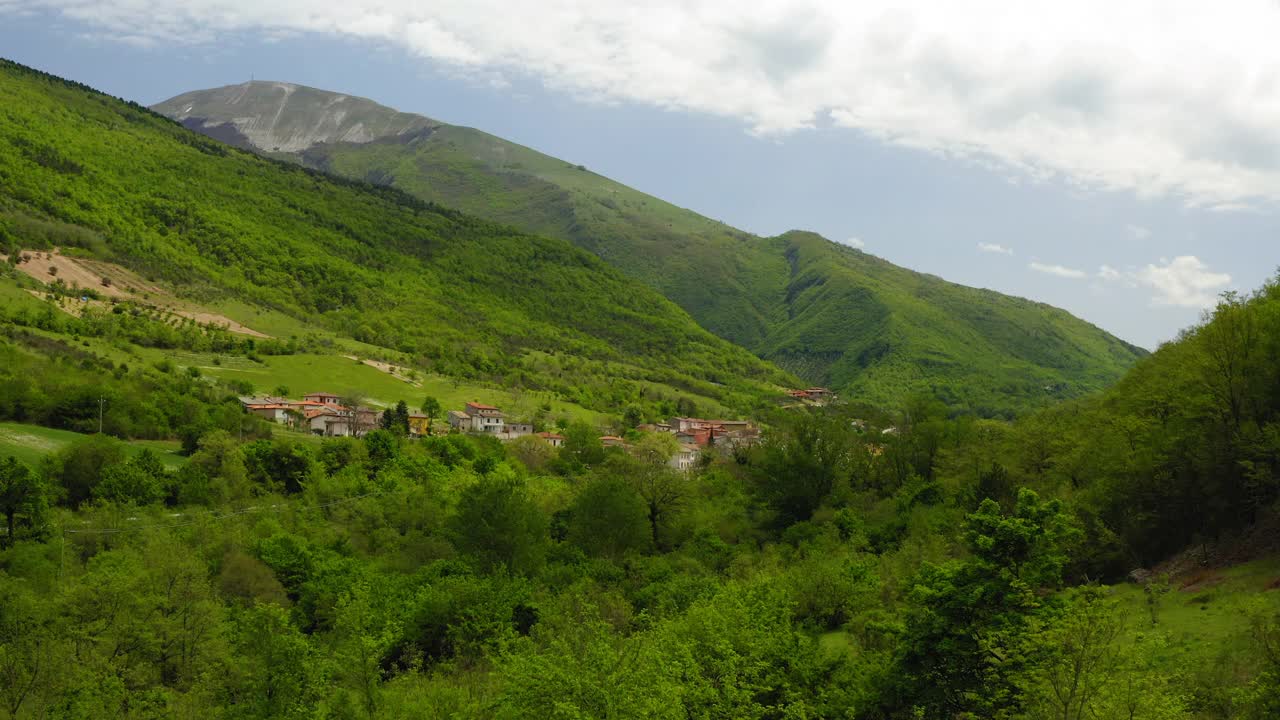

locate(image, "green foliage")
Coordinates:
898 489 1076 719
750 411 855 525
449 475 548 576
567 474 651 559
0 456 47 544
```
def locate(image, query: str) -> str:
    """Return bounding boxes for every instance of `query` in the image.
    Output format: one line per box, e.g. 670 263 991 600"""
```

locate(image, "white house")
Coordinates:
536 431 565 448
669 443 700 472
463 402 506 433
247 404 290 424
307 408 354 437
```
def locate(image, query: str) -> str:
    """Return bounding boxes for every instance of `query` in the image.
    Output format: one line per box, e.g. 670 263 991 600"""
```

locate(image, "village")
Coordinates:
240 386 836 472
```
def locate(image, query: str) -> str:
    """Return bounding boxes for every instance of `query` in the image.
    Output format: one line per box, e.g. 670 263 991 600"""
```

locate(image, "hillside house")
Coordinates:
447 410 471 431
466 402 506 432
307 408 354 437
536 432 565 448
304 392 342 406
669 417 716 433
449 403 507 434
600 435 626 448
787 387 835 404
712 424 761 451
676 428 712 447
408 413 432 436
669 443 701 472
247 403 290 424
492 423 534 441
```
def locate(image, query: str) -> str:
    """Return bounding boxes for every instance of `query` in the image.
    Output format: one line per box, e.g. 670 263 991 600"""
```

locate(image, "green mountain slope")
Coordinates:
0 59 794 419
157 81 1146 416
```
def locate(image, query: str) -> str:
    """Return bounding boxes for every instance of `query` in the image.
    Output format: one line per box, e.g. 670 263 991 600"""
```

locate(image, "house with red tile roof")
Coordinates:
536 432 565 448
450 402 507 433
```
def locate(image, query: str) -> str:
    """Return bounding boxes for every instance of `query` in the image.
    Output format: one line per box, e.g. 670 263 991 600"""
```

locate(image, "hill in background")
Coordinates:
0 59 793 422
157 81 1147 416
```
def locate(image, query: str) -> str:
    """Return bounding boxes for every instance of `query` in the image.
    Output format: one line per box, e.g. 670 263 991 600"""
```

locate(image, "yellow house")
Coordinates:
408 413 433 436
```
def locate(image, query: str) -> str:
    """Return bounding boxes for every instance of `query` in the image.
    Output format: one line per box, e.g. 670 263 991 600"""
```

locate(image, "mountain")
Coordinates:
0 59 794 419
156 81 1147 416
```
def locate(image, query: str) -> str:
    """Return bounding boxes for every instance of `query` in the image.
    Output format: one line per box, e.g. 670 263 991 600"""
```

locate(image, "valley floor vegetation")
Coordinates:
2 276 1280 719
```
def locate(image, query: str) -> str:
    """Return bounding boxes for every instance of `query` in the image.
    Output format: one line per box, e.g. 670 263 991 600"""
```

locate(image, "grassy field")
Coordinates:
0 421 187 468
1111 555 1280 676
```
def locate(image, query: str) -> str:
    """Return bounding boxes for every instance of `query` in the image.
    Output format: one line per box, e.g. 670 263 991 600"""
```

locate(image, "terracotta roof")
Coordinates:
466 402 500 410
536 432 564 440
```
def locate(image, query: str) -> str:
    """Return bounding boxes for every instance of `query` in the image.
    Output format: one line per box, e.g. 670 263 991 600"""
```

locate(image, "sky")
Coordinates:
1 1 1277 349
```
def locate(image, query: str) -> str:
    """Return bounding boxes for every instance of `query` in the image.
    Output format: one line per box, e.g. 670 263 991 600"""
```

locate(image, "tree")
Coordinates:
333 581 400 717
243 438 319 494
226 604 326 719
363 429 399 477
449 475 548 576
50 433 126 507
750 412 853 526
420 396 442 435
507 434 555 472
567 474 651 559
394 400 411 436
562 421 605 468
1021 587 1125 720
622 405 644 429
95 457 165 505
177 429 249 505
0 457 47 546
628 433 685 549
898 489 1078 719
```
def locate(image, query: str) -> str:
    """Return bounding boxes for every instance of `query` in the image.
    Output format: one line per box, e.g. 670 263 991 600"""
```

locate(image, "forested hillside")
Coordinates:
158 81 1146 416
0 59 793 421
3 272 1278 719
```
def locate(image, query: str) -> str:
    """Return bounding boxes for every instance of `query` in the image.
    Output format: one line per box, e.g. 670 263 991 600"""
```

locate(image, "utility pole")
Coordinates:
98 396 104 434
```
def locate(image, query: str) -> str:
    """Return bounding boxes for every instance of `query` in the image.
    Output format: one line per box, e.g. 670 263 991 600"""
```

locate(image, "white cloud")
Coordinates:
1030 261 1087 279
10 1 1280 207
841 236 865 249
977 242 1013 255
1126 224 1151 240
1096 256 1231 306
1135 255 1232 308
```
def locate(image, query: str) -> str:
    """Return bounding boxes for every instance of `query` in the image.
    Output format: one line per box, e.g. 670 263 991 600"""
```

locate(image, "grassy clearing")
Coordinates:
0 421 187 468
1111 556 1280 678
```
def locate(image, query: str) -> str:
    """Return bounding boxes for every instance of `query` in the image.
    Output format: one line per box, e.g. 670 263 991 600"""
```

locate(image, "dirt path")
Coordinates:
342 355 421 386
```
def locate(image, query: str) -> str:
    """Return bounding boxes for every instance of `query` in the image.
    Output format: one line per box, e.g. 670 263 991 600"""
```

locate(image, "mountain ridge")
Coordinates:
157 81 1148 416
